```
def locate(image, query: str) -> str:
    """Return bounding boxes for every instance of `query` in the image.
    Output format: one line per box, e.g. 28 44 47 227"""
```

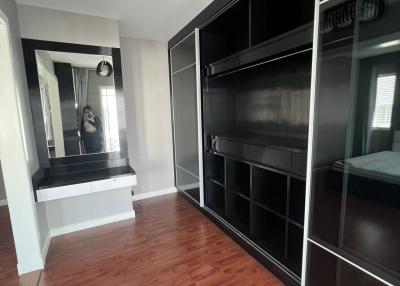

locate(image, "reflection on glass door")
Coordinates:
308 0 400 284
170 32 201 203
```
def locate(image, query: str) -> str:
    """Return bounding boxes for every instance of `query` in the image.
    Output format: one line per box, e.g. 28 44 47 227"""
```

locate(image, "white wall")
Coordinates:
1 0 50 259
17 4 120 47
0 0 45 274
120 37 175 195
43 188 133 235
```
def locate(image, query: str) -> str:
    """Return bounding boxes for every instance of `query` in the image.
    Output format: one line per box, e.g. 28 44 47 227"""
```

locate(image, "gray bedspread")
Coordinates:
342 151 400 178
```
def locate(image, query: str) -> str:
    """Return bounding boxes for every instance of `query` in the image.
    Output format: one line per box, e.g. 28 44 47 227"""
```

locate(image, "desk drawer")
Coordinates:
36 182 91 202
91 175 137 193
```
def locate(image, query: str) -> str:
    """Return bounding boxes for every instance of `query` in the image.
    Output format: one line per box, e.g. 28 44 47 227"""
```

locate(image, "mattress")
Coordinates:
333 151 400 185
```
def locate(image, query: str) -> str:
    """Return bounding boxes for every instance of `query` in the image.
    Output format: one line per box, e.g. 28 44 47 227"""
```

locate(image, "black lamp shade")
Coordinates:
96 61 113 77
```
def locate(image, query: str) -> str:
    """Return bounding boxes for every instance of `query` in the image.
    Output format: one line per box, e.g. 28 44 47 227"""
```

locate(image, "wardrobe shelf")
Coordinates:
207 177 225 188
211 132 307 176
253 201 286 221
205 22 313 77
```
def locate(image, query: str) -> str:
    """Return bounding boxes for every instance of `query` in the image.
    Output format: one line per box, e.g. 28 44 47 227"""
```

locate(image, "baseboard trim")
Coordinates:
41 232 51 262
0 199 7 206
50 210 135 237
132 187 177 201
17 259 44 276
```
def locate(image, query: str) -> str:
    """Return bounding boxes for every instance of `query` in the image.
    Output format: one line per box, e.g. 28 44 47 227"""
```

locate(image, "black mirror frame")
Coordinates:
22 39 128 171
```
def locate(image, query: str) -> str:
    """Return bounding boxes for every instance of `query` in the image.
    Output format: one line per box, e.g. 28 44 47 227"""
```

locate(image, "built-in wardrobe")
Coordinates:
170 1 314 284
170 0 400 285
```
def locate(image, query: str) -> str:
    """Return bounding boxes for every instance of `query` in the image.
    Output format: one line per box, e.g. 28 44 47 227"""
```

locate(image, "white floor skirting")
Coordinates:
132 187 177 201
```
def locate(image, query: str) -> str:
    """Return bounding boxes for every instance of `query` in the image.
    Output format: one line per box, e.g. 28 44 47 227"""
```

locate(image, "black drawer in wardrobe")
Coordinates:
212 136 292 173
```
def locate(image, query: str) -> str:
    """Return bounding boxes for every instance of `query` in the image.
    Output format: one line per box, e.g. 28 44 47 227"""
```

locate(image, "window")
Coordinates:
100 86 120 152
372 73 397 129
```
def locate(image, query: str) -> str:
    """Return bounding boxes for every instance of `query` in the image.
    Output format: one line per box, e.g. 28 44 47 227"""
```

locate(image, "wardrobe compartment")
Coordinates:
252 166 287 216
200 0 249 66
226 158 250 198
206 179 226 217
251 0 314 46
226 190 251 235
286 223 304 276
206 152 225 185
252 203 286 260
289 178 306 225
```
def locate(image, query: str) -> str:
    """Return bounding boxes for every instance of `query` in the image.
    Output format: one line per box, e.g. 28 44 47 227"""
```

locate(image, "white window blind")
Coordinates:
372 73 397 129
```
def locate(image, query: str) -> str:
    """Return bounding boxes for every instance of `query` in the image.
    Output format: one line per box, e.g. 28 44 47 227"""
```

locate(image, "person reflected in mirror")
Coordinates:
80 105 103 154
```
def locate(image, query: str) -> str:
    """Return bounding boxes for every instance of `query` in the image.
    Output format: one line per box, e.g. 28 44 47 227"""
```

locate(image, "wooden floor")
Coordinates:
1 193 283 286
0 206 41 286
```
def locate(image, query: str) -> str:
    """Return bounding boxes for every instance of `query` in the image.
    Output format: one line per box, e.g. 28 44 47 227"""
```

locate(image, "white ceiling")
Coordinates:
40 51 113 69
15 0 214 41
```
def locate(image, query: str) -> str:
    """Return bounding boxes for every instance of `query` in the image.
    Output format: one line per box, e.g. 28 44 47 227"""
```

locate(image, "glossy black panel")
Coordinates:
307 243 339 286
309 0 400 283
307 242 388 286
170 33 196 73
251 0 314 46
53 63 80 156
200 0 249 65
343 175 400 274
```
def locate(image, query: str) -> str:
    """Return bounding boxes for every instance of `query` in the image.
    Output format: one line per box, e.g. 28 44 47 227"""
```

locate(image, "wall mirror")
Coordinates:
35 50 119 158
23 39 128 169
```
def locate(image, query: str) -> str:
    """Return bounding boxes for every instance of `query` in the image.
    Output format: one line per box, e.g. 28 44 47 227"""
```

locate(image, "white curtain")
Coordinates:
72 67 89 127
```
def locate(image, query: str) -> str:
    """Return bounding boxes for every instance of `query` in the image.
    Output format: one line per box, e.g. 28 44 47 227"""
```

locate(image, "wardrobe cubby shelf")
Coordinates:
205 151 306 277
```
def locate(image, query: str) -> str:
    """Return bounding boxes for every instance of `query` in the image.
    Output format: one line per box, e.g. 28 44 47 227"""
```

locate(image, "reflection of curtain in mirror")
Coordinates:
363 66 378 154
100 87 120 152
72 67 88 137
39 82 54 144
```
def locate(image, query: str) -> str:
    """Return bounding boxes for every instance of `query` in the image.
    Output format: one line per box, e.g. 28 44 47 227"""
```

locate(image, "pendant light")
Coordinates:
96 57 113 77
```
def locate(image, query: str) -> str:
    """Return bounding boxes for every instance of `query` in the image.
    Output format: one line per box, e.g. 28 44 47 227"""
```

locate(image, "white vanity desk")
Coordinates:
33 166 137 202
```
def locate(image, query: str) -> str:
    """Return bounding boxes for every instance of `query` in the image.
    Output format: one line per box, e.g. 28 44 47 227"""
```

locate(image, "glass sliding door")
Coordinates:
307 0 400 285
170 31 203 204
